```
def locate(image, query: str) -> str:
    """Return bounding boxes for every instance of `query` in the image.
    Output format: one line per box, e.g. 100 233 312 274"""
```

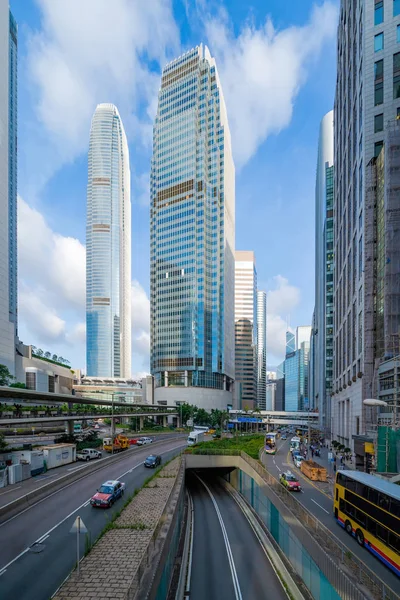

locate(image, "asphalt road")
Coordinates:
186 471 287 600
0 437 187 600
264 437 400 593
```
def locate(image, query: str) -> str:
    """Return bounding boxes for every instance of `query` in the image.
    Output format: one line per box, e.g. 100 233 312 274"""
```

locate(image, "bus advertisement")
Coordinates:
265 433 277 455
334 470 400 576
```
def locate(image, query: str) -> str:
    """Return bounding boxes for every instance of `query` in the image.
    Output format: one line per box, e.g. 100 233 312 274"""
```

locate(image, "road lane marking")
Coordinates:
276 465 281 472
183 490 194 599
36 534 49 544
311 499 329 514
0 569 6 576
0 441 186 574
0 486 21 496
195 474 243 600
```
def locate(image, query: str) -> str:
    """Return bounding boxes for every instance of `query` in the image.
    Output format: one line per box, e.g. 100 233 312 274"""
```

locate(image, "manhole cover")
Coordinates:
29 543 45 554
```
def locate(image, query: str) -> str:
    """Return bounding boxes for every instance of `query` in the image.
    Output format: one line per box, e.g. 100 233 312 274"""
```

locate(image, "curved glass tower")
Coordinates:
86 103 131 377
150 45 235 406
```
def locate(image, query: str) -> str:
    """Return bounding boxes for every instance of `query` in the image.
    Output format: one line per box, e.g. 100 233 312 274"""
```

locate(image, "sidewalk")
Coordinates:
308 445 355 476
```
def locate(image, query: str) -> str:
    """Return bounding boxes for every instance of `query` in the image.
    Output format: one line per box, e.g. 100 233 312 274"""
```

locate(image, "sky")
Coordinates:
10 0 339 376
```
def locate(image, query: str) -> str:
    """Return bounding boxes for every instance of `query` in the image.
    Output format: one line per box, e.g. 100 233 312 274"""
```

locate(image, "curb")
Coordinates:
0 436 184 524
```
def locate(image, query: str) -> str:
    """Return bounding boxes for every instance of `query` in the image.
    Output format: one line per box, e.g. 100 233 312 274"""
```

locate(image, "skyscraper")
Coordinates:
310 111 334 435
284 326 311 411
0 7 17 375
86 103 131 377
333 1 400 465
150 46 235 410
257 290 267 409
234 251 257 408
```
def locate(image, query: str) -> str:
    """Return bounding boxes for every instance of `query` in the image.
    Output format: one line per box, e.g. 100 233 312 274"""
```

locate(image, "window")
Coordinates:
375 59 384 105
374 113 384 132
395 0 400 17
394 53 400 98
375 141 384 157
375 32 384 52
375 1 384 24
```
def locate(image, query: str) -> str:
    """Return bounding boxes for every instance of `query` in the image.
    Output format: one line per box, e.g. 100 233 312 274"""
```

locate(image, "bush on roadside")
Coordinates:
186 434 264 460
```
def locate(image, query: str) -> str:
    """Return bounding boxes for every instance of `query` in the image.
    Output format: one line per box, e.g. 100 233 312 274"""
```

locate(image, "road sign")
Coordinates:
70 516 88 534
186 419 193 427
70 516 88 576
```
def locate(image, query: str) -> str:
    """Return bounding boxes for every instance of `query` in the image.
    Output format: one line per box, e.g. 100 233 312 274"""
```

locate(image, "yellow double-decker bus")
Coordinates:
334 470 400 576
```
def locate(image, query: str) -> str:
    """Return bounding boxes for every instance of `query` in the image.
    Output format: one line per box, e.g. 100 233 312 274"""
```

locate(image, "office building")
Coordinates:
256 290 267 409
284 327 311 411
86 103 131 378
275 362 285 411
310 111 334 435
0 7 17 375
332 1 400 466
150 46 235 411
266 380 276 411
234 251 257 408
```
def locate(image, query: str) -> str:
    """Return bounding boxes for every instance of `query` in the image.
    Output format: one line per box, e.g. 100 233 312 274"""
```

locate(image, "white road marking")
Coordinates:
311 498 329 514
276 465 281 472
0 569 6 576
0 486 21 496
0 442 185 574
195 474 243 600
36 534 49 544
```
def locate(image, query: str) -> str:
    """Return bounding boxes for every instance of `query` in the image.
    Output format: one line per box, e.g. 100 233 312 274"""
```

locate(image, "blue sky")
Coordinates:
11 0 338 375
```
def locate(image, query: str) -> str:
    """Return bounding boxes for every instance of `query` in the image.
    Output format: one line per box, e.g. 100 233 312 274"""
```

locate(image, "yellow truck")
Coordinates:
103 435 129 453
300 459 327 482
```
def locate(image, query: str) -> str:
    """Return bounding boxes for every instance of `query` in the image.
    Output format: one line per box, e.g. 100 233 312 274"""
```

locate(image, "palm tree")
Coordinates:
253 406 262 433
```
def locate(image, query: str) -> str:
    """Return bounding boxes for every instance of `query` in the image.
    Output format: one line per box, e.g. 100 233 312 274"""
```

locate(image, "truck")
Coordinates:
103 435 129 453
187 430 205 446
76 448 102 461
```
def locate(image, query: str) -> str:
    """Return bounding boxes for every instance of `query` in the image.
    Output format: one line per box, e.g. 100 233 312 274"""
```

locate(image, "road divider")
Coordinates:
0 435 185 525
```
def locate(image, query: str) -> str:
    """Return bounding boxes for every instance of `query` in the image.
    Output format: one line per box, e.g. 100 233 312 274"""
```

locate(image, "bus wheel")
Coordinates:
356 529 364 546
345 520 353 535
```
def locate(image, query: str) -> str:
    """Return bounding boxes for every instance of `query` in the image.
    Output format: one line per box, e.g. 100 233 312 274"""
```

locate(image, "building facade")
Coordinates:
266 380 276 411
284 327 311 412
86 104 131 378
310 111 334 435
332 0 400 465
256 290 267 409
0 7 17 375
234 251 257 408
150 46 235 410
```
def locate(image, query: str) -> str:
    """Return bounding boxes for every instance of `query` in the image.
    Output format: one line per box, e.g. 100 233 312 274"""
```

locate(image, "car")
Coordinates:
129 438 139 445
281 434 287 440
279 472 301 492
292 450 301 461
90 480 125 508
144 455 162 468
76 448 102 461
137 437 153 445
294 455 304 468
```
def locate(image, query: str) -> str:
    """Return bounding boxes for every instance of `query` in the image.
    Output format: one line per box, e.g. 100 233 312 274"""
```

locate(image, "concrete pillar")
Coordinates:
223 375 227 391
66 420 74 436
139 416 144 431
164 371 168 387
163 416 167 428
184 371 188 387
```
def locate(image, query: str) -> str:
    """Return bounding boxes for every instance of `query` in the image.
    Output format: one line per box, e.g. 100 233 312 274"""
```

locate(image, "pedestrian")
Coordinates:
311 449 314 458
340 455 344 465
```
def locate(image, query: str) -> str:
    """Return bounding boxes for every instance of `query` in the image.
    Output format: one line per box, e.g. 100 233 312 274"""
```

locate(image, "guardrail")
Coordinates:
248 450 397 600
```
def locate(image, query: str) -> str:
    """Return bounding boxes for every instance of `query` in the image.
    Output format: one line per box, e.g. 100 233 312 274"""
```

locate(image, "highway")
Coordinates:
0 436 187 600
264 437 400 593
186 471 287 600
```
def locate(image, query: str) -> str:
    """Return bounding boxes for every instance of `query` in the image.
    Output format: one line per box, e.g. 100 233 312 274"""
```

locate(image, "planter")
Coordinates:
352 375 357 382
343 384 347 389
357 372 363 378
348 380 352 386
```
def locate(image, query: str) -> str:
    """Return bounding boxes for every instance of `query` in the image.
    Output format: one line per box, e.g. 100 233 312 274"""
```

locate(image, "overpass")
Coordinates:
228 409 319 427
0 412 177 426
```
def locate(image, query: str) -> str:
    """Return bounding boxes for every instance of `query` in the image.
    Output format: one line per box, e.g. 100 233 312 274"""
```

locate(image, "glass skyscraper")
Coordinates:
150 45 235 409
86 103 131 377
0 7 17 375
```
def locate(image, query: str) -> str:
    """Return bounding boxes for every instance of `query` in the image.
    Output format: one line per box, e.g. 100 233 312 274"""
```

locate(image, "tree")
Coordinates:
58 356 65 364
31 346 37 354
44 351 51 359
0 364 15 386
52 354 58 362
0 432 7 452
253 407 262 433
36 348 44 357
194 407 210 426
178 403 196 427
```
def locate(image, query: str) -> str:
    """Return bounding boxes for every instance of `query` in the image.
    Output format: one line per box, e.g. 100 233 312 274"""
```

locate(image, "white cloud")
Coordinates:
18 197 151 372
267 276 300 363
25 0 179 186
204 1 338 167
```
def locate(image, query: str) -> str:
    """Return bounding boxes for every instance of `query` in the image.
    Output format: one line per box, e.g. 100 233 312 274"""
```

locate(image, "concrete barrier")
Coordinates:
0 436 184 524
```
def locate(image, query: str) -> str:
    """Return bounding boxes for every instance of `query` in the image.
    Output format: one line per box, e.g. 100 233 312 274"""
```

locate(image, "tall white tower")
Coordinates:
86 103 131 377
257 290 267 409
